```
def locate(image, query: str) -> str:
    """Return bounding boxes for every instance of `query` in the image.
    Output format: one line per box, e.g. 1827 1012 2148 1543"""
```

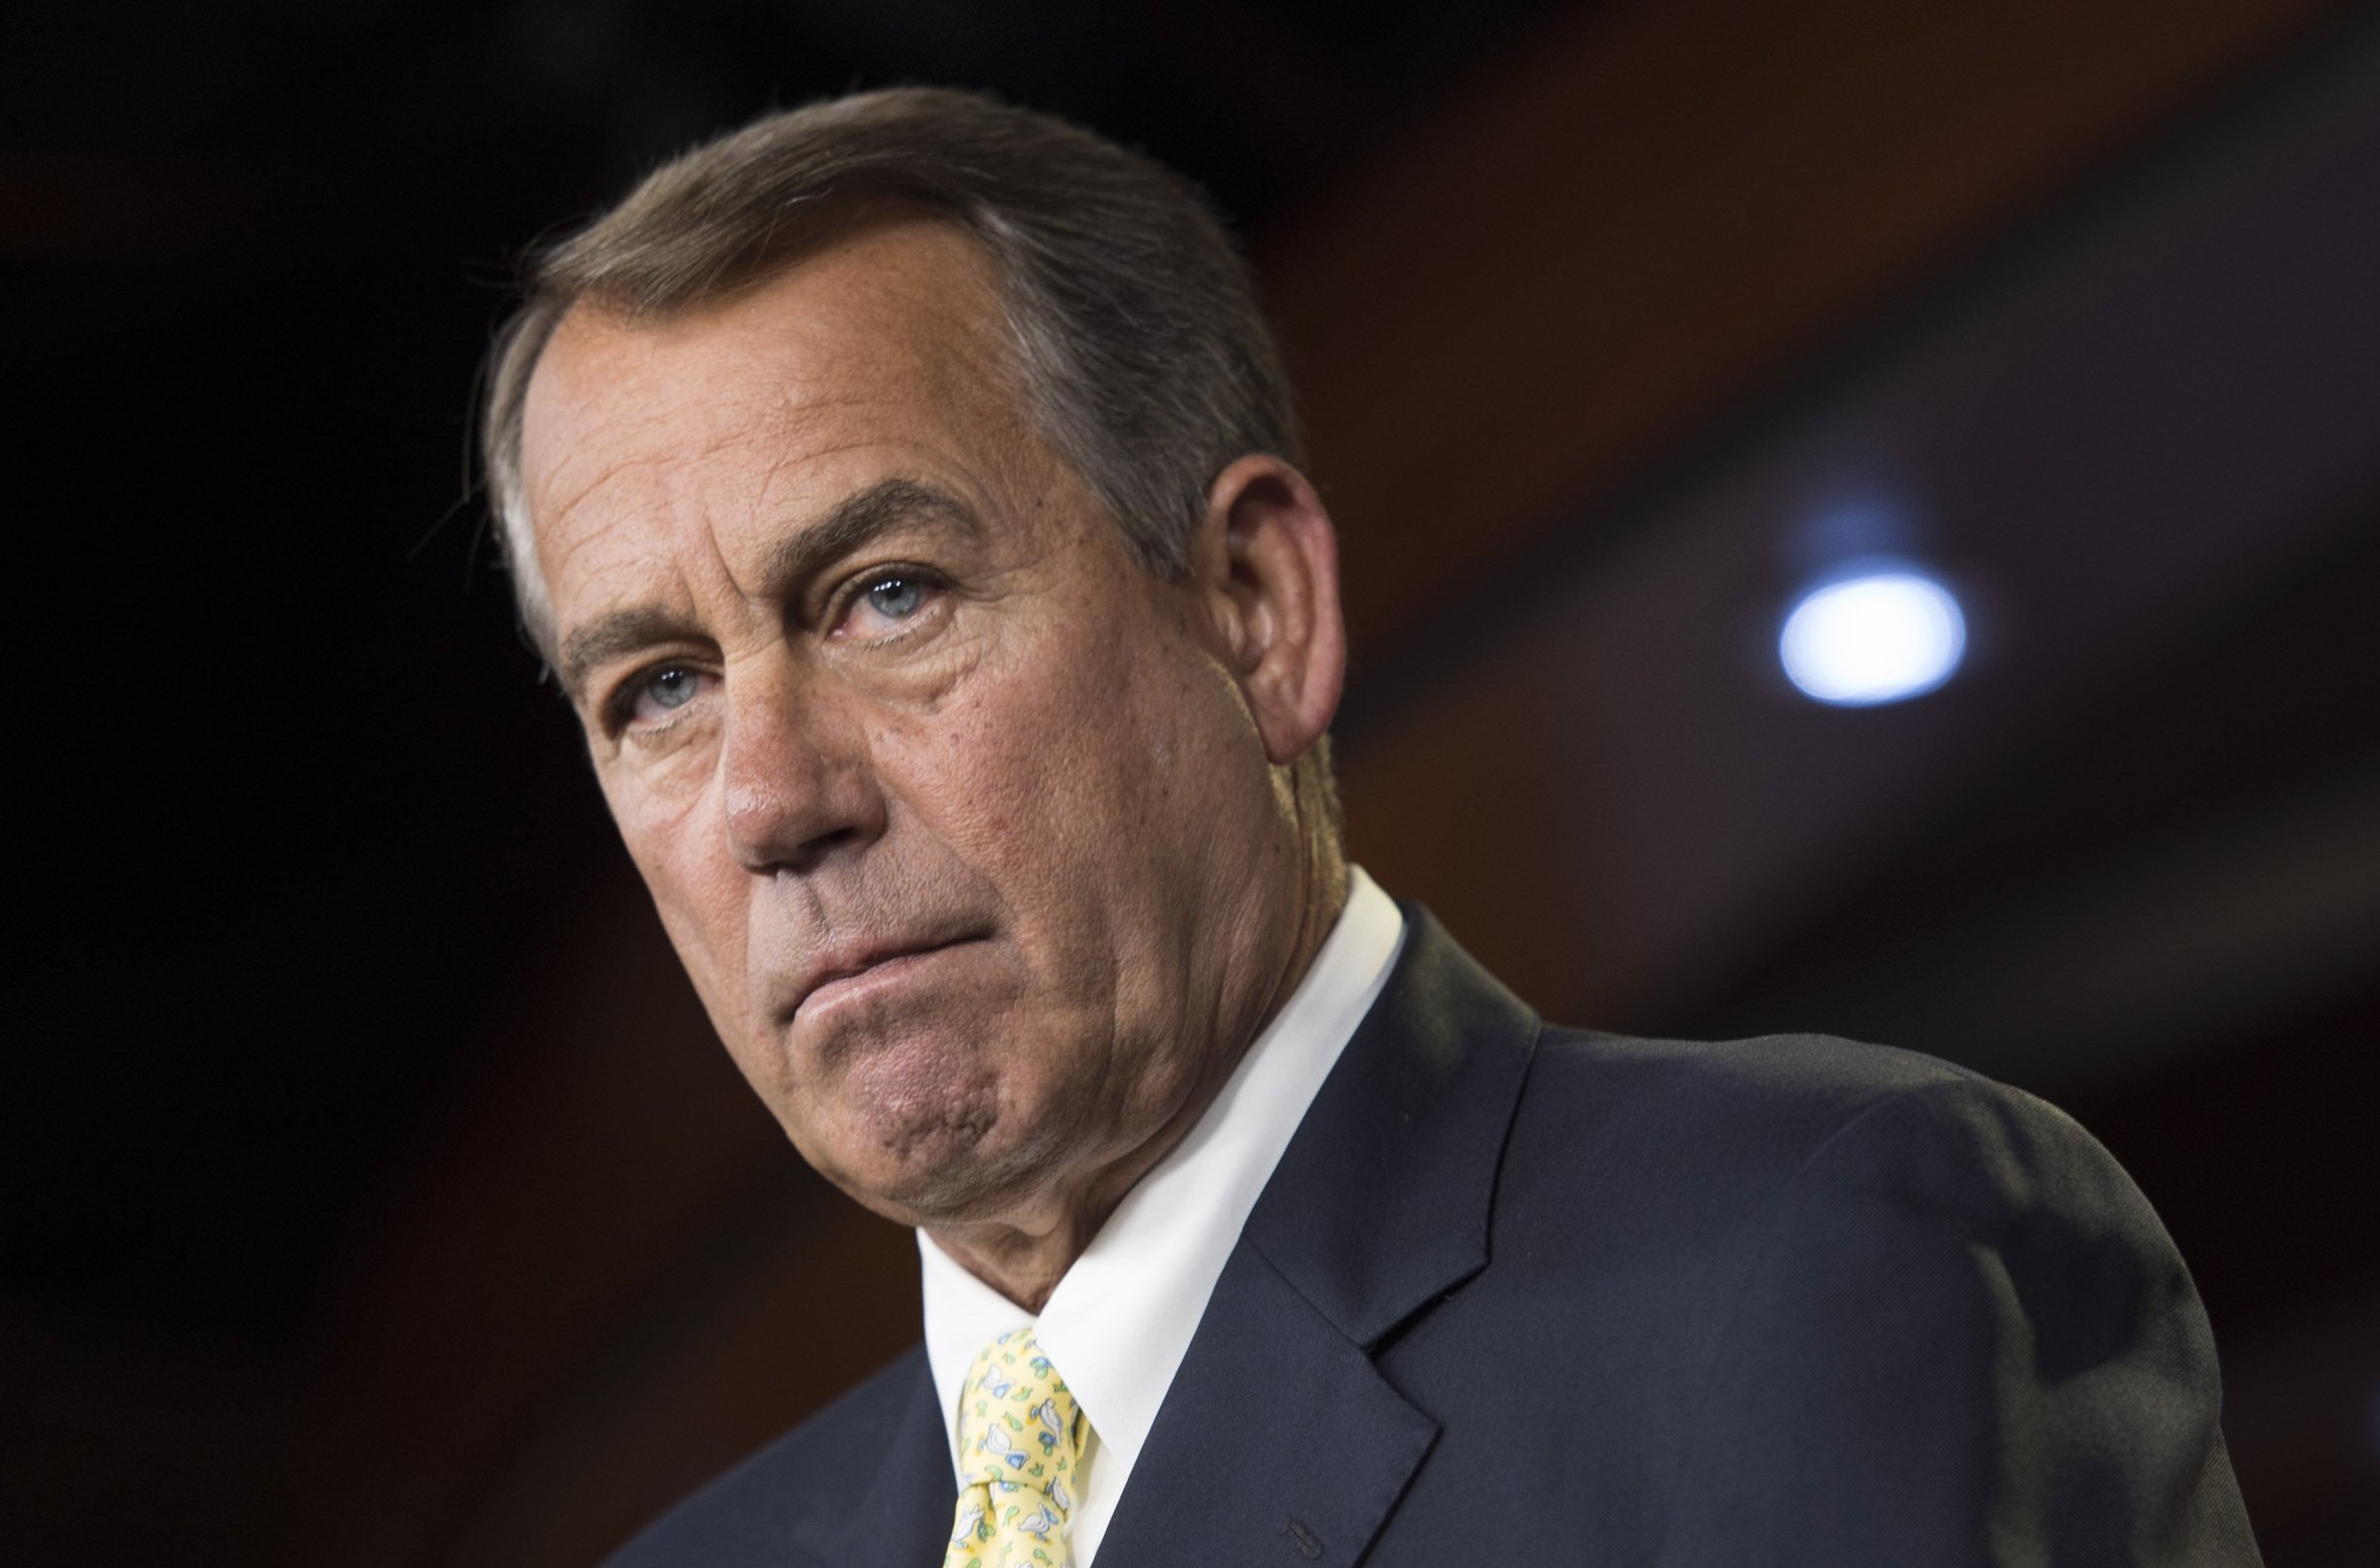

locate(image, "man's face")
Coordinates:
518 219 1306 1228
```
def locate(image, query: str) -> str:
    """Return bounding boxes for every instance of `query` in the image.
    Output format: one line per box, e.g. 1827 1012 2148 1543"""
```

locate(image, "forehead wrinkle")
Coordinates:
745 378 1063 545
536 448 663 561
530 421 749 628
566 400 788 577
540 431 727 580
536 349 784 532
747 416 885 518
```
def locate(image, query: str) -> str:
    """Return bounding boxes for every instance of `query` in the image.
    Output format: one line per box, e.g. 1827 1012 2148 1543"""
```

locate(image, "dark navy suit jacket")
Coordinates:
609 909 2260 1566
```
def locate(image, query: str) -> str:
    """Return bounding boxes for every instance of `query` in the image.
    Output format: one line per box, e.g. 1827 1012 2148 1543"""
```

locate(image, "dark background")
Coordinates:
6 2 2374 1563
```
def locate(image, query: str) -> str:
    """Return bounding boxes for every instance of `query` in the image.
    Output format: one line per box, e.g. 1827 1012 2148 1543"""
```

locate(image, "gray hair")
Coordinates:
480 85 1302 656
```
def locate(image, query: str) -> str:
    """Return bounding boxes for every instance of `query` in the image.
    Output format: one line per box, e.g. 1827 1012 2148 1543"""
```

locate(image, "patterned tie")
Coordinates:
943 1327 1088 1568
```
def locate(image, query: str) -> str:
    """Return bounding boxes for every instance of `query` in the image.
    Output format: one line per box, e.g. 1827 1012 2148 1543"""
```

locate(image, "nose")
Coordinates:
719 665 889 874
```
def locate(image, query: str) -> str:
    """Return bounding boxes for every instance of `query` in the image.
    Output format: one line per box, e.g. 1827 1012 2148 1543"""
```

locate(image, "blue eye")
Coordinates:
644 666 700 709
863 576 923 619
616 664 707 729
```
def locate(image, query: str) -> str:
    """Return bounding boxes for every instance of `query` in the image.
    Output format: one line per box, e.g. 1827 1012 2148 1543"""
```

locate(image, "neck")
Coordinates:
928 836 1349 1312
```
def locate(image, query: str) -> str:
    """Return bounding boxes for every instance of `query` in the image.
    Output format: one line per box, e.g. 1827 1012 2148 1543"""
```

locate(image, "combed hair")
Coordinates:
480 85 1302 655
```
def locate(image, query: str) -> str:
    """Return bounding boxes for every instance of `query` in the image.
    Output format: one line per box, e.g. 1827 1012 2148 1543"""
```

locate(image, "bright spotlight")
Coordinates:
1780 568 1966 706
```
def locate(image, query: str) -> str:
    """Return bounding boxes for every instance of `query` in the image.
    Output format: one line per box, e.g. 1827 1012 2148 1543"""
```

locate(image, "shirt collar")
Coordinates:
918 867 1405 1478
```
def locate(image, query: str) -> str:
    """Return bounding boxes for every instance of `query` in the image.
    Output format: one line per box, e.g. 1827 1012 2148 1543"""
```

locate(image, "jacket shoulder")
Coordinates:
1491 1025 2149 1297
1464 1027 2253 1560
1515 1025 2000 1178
604 1346 928 1567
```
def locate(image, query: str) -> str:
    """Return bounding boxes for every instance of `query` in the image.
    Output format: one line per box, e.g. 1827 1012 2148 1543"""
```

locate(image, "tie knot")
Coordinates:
955 1328 1085 1504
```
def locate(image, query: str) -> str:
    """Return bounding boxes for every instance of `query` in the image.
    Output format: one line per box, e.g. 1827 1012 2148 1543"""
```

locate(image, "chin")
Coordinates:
772 994 1088 1224
821 1141 1042 1229
812 1085 1079 1229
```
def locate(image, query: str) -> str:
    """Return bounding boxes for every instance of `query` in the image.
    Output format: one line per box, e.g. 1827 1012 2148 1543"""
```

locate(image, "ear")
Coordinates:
1191 454 1348 767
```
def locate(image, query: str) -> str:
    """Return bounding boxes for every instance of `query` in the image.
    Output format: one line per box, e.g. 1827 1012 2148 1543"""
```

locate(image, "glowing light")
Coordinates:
1780 568 1966 706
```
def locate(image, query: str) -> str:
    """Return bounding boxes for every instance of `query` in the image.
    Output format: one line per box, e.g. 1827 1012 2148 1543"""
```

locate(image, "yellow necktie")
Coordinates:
944 1328 1088 1568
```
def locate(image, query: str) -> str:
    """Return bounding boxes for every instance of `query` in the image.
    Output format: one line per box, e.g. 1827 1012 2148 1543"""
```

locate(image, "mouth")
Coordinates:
788 933 985 1025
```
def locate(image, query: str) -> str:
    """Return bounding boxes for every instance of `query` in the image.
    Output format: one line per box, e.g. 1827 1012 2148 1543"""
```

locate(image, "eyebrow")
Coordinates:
762 476 981 597
554 476 982 700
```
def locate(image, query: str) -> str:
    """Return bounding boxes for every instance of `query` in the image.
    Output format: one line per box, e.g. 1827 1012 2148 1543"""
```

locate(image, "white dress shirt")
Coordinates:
918 868 1404 1565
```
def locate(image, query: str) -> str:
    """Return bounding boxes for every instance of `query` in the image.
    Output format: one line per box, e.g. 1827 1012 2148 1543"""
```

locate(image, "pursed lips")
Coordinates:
780 931 984 1025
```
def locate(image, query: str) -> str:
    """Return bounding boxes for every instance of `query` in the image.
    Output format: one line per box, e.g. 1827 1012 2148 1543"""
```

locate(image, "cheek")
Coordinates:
607 770 758 1036
919 615 1261 922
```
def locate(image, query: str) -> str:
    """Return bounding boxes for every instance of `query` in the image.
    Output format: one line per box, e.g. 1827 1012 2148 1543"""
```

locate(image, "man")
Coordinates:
485 87 2259 1566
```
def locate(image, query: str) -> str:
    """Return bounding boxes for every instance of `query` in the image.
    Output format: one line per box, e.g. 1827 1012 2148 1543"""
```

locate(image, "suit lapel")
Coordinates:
799 1356 955 1568
1096 909 1540 1566
1095 1244 1439 1566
